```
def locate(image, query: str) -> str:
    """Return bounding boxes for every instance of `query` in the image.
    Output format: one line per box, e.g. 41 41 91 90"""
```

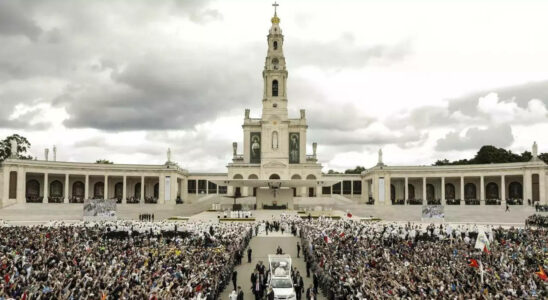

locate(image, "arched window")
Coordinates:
154 183 159 198
445 183 455 200
486 182 499 199
273 41 278 50
464 183 476 200
134 183 141 199
426 184 435 201
114 182 123 200
272 80 278 97
94 182 104 199
50 180 63 197
26 179 40 199
72 181 84 198
408 184 415 200
508 182 523 199
269 174 280 180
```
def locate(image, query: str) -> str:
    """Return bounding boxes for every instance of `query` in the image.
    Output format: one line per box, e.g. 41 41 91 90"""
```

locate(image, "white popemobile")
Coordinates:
268 254 297 300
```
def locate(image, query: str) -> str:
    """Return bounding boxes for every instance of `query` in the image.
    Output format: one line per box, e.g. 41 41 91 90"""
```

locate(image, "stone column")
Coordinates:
523 172 532 205
140 176 145 203
404 177 409 204
44 173 49 203
104 175 109 200
460 176 464 205
182 179 188 202
350 181 354 195
501 175 506 205
539 172 546 204
16 169 25 204
372 177 378 205
480 176 485 205
422 177 426 203
170 176 177 202
195 180 198 195
158 175 165 204
122 175 127 204
2 168 9 204
64 174 69 203
361 180 368 203
385 176 391 206
441 177 445 204
84 175 89 200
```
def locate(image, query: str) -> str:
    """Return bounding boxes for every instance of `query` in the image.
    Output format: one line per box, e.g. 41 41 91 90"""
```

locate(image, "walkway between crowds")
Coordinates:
220 231 325 299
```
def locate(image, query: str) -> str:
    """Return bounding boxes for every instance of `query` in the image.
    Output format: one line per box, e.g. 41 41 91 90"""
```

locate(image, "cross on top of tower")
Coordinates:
271 2 280 24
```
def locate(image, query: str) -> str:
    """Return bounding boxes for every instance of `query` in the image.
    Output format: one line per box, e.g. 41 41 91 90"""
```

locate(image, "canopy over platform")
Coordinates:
210 179 337 188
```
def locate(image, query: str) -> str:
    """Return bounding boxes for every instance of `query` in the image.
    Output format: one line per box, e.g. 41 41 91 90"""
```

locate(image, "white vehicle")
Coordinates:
268 254 297 300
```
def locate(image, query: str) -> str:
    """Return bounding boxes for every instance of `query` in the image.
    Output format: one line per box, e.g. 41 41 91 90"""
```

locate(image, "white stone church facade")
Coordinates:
1 10 547 209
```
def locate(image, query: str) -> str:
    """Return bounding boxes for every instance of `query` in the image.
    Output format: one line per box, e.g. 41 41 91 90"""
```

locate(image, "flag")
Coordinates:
339 232 345 238
483 245 490 254
475 229 490 252
323 236 330 243
469 259 479 268
535 266 548 281
347 212 352 218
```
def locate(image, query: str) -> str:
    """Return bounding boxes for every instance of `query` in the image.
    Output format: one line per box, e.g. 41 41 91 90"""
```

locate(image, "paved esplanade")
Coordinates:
220 231 325 300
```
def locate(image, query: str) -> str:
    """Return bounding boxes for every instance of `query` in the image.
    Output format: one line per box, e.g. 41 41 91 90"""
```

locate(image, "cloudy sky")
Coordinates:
1 0 547 172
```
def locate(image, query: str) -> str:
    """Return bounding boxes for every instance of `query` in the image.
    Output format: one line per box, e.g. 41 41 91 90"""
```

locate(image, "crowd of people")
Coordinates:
526 214 548 228
0 220 252 299
301 219 548 299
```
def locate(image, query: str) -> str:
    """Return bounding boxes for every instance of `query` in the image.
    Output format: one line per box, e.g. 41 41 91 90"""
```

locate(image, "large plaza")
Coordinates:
1 1 548 299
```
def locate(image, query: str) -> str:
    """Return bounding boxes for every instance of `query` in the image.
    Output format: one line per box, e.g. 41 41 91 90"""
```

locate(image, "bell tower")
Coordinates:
262 2 288 120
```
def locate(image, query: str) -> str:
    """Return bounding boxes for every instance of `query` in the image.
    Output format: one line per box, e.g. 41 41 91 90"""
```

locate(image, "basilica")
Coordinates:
1 9 547 209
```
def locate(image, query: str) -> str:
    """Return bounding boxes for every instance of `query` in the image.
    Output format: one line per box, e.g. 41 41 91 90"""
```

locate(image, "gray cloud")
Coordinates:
60 49 261 131
0 0 42 40
435 124 514 151
287 33 412 69
389 80 548 131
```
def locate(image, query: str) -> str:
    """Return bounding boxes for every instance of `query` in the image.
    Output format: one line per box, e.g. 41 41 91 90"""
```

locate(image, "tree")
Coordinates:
327 169 341 174
434 145 547 165
95 159 113 164
0 134 33 162
344 166 366 174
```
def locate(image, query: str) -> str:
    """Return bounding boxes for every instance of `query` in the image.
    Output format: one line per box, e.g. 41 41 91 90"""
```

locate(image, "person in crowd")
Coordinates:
300 217 548 299
237 286 244 300
297 242 301 258
0 220 252 299
306 284 315 300
248 247 252 263
232 270 238 292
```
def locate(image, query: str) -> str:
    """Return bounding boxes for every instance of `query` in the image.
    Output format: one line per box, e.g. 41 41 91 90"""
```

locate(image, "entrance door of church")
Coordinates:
308 188 315 197
253 187 257 197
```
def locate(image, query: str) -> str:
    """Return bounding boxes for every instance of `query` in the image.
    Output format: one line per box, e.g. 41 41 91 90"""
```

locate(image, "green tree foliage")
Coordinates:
0 134 33 162
95 159 114 164
434 145 547 165
344 166 366 174
326 169 341 174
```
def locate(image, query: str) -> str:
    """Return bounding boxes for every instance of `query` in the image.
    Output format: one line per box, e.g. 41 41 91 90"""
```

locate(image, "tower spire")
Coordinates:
271 1 280 24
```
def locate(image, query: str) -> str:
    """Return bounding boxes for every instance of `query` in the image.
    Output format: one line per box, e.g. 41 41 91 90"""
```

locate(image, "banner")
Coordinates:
83 198 117 221
421 205 444 219
475 229 490 250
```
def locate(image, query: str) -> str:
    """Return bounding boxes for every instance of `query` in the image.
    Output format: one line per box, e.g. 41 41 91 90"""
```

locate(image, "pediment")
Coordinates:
263 161 287 168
